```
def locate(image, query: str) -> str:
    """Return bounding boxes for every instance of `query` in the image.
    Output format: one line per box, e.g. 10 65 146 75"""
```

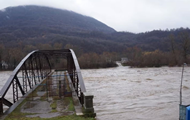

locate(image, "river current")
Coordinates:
1 65 190 120
82 64 190 120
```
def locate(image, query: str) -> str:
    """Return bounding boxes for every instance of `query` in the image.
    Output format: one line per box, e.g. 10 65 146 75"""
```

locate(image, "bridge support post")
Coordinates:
83 92 96 117
59 80 61 98
0 98 3 115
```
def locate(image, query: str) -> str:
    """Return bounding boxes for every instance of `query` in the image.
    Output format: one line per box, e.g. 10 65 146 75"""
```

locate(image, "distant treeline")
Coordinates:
78 52 118 69
123 31 190 67
1 27 190 69
0 43 120 70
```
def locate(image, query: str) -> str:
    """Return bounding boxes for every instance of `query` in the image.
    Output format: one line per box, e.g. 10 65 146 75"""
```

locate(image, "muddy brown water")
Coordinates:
82 65 190 120
1 65 190 120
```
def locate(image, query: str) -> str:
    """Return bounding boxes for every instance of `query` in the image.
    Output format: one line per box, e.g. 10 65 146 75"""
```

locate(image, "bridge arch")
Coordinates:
0 49 86 115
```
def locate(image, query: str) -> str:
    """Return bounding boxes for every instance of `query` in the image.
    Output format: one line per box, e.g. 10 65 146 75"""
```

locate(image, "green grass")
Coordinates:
67 97 75 111
50 100 57 112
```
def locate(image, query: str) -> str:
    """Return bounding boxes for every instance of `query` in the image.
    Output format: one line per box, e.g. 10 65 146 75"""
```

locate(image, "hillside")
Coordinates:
0 5 115 33
1 5 189 53
0 5 124 53
0 5 190 69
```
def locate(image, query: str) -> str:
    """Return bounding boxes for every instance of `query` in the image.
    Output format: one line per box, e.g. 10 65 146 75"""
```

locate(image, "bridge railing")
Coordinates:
0 49 86 115
39 49 86 104
67 49 86 105
0 50 52 114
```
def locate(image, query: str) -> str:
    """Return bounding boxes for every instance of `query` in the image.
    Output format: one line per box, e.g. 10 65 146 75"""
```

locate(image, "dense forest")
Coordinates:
0 5 190 69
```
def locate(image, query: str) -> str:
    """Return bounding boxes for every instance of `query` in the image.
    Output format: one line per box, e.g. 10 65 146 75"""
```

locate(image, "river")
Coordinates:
82 64 190 120
1 65 190 120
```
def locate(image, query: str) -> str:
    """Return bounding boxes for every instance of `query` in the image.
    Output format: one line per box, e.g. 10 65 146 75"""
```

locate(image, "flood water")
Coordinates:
1 64 190 120
82 64 190 120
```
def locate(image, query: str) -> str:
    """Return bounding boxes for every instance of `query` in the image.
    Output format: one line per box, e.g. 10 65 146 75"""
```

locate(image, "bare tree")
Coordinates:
168 34 178 65
179 31 190 63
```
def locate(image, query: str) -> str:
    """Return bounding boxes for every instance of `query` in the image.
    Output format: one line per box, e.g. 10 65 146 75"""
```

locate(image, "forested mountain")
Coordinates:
1 5 190 52
0 5 124 52
0 5 115 33
0 5 190 69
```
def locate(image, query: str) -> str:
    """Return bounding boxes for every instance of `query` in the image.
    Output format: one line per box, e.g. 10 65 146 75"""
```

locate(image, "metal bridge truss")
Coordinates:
0 49 86 115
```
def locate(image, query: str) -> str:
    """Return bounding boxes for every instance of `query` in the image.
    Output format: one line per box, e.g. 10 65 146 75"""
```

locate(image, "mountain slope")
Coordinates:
0 5 115 33
0 5 124 54
0 5 190 54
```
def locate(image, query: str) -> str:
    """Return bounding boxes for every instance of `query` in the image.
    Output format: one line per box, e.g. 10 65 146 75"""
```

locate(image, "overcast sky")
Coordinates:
0 0 190 33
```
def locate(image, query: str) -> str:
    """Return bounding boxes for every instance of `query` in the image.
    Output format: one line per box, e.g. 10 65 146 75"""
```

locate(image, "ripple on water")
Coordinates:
83 66 186 120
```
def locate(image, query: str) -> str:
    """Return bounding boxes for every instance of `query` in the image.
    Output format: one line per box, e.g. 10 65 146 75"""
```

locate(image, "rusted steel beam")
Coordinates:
22 68 27 93
23 63 32 89
15 76 25 96
1 98 12 107
30 58 36 86
38 56 44 79
12 79 18 103
35 55 41 83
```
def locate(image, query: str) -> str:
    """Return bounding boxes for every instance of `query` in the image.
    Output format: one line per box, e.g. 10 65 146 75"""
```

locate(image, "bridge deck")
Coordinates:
3 71 84 119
